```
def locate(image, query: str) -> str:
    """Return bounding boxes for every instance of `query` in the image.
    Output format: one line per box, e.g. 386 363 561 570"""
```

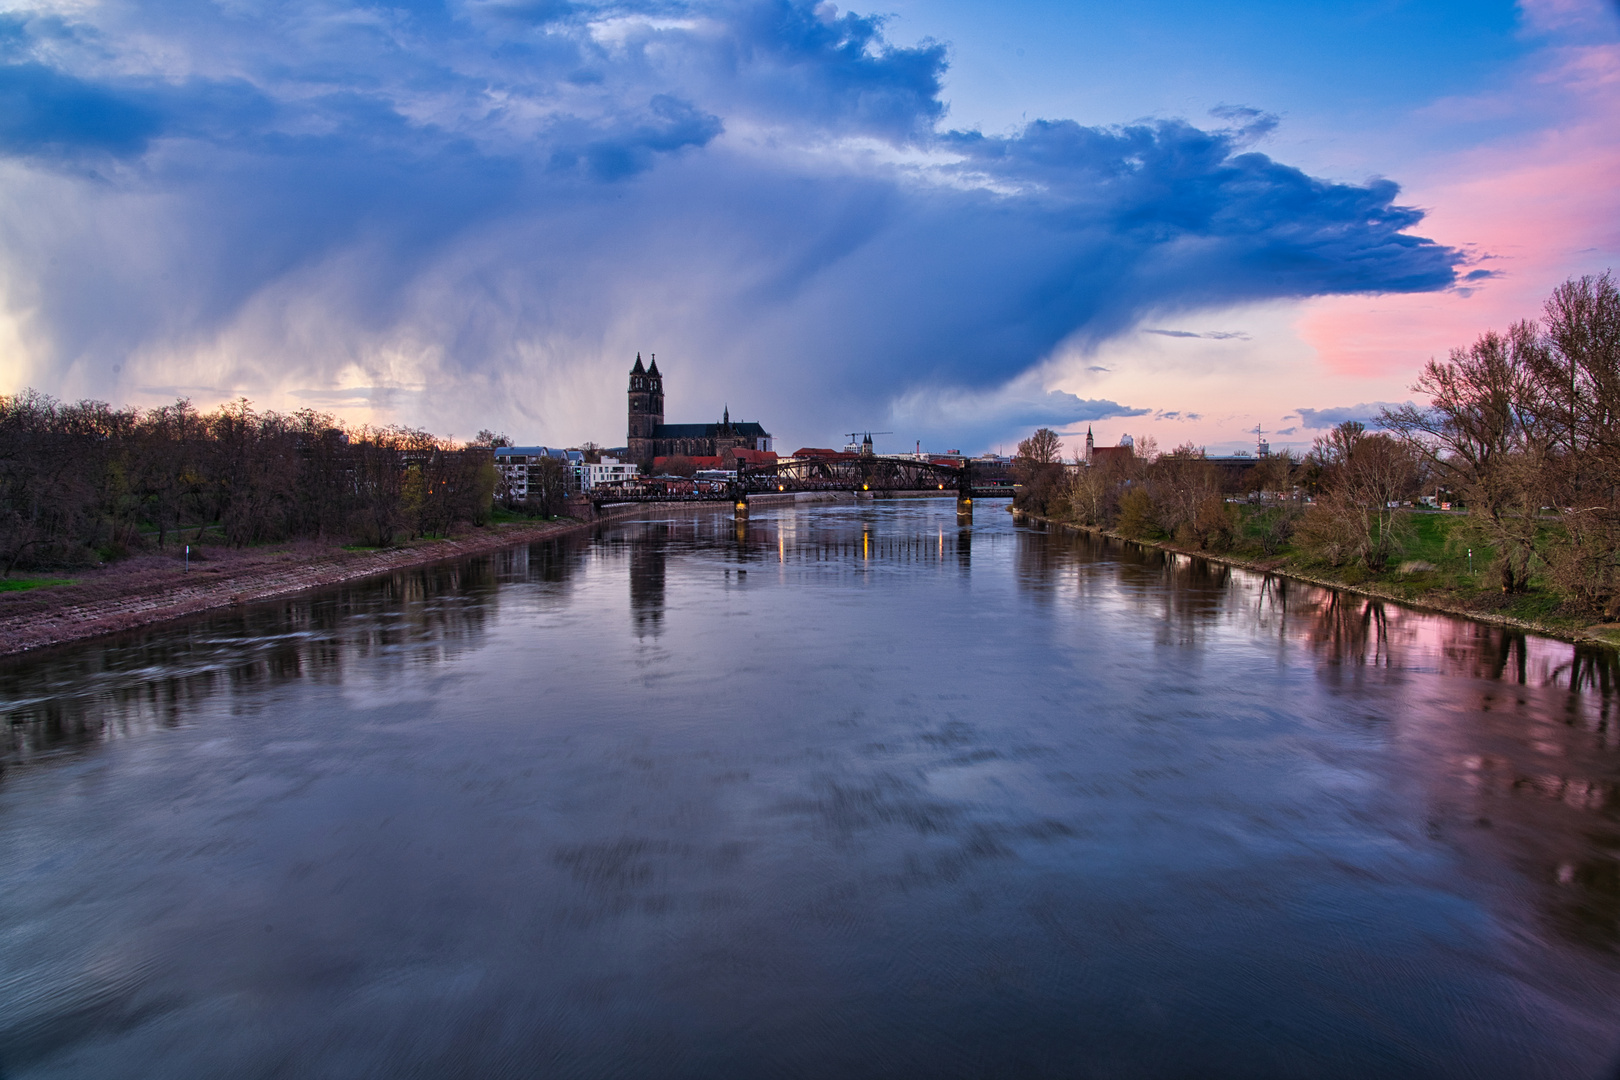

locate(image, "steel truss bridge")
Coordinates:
587 455 1017 508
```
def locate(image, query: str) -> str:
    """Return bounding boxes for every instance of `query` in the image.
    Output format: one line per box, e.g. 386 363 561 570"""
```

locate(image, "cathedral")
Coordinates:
626 354 773 465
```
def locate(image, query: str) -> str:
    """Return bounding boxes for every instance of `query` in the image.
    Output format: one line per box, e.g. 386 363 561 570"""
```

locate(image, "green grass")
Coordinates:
1069 502 1614 638
1400 511 1460 563
0 577 74 592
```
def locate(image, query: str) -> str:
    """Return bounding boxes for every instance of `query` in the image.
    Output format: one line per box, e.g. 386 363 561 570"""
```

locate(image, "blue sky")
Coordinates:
883 1 1525 134
0 0 1615 455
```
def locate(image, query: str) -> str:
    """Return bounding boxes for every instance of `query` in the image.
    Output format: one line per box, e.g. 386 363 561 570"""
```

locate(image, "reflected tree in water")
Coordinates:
0 560 505 769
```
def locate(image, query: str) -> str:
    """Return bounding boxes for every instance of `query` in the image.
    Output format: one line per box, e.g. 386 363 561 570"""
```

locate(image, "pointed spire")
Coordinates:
648 353 660 377
632 352 646 375
723 405 729 425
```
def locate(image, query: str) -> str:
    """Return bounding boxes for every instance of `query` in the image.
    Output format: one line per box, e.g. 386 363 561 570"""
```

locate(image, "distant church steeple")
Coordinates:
626 355 772 470
627 352 663 465
1085 426 1095 463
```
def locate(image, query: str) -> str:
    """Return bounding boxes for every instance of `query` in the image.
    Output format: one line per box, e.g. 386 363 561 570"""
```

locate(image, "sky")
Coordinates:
0 0 1616 456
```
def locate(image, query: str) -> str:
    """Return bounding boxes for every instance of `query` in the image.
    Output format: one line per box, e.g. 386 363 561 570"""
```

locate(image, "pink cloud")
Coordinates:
1297 33 1620 381
1519 0 1617 34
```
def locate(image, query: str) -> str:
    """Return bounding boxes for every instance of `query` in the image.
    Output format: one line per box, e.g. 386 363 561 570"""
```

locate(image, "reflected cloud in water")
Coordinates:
2 498 1620 1078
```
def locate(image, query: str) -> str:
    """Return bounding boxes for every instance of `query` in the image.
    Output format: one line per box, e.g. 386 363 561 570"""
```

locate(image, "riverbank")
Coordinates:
1015 509 1620 651
0 491 962 657
0 516 604 657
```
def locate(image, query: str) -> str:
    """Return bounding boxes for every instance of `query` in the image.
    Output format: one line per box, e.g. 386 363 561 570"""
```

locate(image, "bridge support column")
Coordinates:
957 460 973 521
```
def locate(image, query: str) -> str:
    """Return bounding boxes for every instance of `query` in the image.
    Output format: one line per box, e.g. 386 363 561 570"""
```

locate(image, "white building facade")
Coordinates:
574 456 637 490
493 447 638 500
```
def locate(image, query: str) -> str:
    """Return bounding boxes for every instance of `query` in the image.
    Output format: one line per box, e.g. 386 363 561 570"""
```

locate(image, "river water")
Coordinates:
2 498 1619 1078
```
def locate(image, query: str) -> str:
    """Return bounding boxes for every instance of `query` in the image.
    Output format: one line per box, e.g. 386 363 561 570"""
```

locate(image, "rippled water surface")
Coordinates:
4 499 1620 1078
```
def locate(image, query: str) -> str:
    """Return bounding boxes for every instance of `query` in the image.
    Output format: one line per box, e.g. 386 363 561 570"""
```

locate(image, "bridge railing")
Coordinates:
588 455 1020 503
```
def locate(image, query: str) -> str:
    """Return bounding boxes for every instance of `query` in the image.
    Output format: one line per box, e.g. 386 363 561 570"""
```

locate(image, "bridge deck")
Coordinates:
590 488 1017 505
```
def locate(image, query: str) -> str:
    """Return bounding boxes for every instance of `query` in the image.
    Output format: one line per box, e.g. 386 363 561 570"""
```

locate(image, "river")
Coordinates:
2 498 1619 1078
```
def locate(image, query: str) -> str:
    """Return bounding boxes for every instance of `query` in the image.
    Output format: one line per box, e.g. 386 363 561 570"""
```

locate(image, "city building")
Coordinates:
627 354 772 466
493 446 580 500
651 447 778 475
577 456 638 489
494 446 638 497
1084 428 1135 469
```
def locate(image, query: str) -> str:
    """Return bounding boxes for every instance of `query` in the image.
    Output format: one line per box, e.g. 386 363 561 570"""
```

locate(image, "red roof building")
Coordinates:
791 447 856 460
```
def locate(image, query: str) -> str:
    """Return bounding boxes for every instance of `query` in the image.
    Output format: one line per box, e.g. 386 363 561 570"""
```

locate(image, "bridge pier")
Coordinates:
957 459 973 521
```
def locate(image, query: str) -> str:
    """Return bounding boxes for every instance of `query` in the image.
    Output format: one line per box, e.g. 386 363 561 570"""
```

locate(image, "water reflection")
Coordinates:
1 542 588 770
1016 524 1620 967
629 525 668 636
3 500 1620 1078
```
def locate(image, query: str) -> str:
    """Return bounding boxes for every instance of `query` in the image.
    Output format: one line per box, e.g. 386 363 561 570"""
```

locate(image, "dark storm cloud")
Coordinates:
1295 403 1405 429
546 94 723 179
886 385 1146 452
1016 390 1147 426
718 0 948 138
0 0 1461 446
0 63 161 157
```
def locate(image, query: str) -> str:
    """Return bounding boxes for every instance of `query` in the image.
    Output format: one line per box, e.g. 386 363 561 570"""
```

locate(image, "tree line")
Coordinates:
0 393 499 573
1013 272 1620 614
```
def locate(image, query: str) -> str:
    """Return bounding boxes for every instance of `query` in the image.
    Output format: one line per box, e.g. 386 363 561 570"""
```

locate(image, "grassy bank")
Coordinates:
1024 504 1620 650
0 577 75 593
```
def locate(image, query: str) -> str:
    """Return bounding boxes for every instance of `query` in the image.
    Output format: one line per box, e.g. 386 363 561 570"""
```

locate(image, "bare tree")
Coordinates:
1148 443 1226 547
0 388 499 566
1526 271 1620 612
1298 422 1421 570
1384 324 1551 592
1013 428 1067 514
1069 460 1110 525
1019 428 1063 465
527 456 571 518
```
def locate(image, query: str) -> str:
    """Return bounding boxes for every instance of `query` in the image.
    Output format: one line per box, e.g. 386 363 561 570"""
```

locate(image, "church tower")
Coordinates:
647 354 664 422
627 353 665 466
1085 426 1095 464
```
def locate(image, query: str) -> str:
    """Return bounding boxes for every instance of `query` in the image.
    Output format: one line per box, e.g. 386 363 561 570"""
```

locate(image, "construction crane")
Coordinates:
843 431 893 456
842 430 894 456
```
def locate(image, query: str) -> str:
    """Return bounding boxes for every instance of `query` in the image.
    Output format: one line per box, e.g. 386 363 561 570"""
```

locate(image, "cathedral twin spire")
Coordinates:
628 352 769 464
